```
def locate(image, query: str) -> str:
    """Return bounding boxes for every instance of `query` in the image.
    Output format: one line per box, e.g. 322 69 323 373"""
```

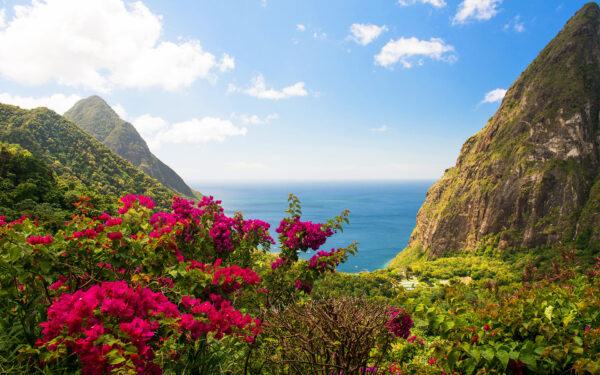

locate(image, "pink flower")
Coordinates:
107 232 123 240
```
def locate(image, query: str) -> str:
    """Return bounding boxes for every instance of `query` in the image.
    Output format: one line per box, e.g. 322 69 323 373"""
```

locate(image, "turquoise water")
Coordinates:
195 181 432 273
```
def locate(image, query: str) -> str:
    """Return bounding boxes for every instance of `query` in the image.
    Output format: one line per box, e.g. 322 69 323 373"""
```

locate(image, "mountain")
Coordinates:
391 2 600 266
64 96 199 199
0 103 175 209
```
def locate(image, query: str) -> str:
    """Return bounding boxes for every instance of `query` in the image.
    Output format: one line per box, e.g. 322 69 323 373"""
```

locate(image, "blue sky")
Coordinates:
0 0 593 182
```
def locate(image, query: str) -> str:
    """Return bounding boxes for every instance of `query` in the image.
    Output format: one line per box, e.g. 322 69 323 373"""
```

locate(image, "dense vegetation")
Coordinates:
1 4 600 373
0 103 175 210
0 142 115 231
64 96 200 200
0 191 598 374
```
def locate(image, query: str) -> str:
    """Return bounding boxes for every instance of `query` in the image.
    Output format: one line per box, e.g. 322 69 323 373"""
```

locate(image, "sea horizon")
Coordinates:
194 180 434 273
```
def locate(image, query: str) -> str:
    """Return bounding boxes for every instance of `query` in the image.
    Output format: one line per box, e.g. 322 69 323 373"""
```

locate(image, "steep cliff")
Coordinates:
65 96 199 199
392 2 600 265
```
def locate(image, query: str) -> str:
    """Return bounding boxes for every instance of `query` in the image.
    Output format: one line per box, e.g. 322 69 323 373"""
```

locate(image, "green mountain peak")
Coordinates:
65 96 199 199
391 2 600 266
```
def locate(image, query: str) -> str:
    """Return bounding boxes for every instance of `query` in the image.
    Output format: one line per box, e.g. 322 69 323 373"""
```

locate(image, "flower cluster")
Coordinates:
150 196 273 257
25 235 54 245
238 218 274 244
37 281 179 375
118 194 155 214
386 307 412 339
308 248 340 273
294 279 313 294
187 259 261 293
1 193 349 374
276 217 334 251
72 228 100 240
179 294 261 342
270 257 286 270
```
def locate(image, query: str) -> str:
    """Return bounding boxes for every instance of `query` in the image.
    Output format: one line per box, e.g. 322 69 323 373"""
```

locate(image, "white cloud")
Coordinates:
132 114 247 149
232 113 279 125
0 0 232 92
349 24 388 46
0 8 6 28
481 88 507 103
505 15 525 33
313 31 326 40
0 92 81 114
453 0 502 24
228 74 308 100
111 103 129 120
371 125 390 132
375 37 456 68
296 24 306 32
398 0 446 8
219 54 235 72
514 21 525 33
132 114 169 139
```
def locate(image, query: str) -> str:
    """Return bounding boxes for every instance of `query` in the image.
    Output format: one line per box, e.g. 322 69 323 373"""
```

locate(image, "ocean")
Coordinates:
195 181 433 273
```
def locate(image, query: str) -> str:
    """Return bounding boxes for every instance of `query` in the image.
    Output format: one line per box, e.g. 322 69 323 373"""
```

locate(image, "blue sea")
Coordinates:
195 181 432 273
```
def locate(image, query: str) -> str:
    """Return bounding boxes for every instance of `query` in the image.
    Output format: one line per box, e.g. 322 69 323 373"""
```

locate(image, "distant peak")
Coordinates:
67 95 121 122
79 95 111 108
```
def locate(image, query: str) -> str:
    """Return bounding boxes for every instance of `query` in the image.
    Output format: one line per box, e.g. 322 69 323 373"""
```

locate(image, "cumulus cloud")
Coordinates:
349 24 388 46
0 0 233 92
219 54 235 72
232 113 279 125
371 125 390 132
228 74 307 100
505 15 525 33
132 114 246 149
296 24 306 32
453 0 502 24
398 0 446 8
0 93 81 114
481 88 507 103
0 8 5 28
375 37 456 68
313 31 327 40
111 103 129 120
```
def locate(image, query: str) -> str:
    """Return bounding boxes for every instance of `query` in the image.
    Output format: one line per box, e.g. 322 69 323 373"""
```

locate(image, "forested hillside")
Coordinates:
0 103 175 210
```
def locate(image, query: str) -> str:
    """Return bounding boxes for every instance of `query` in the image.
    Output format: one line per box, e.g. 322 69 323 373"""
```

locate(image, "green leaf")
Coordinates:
448 350 460 368
109 356 126 365
497 350 509 369
544 305 554 321
520 353 537 369
482 349 494 362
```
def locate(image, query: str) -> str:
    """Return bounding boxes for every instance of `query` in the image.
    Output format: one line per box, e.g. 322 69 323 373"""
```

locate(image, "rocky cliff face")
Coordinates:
65 96 199 199
392 2 600 264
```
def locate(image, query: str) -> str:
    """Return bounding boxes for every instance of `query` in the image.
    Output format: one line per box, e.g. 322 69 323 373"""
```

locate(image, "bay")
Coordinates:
195 181 432 273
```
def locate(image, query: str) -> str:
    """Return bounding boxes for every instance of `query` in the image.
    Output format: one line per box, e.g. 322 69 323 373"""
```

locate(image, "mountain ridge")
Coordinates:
391 2 600 266
64 96 199 200
0 103 175 210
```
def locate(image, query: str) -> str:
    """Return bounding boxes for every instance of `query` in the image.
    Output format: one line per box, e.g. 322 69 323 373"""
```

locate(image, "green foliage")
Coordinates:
0 143 114 231
0 103 176 210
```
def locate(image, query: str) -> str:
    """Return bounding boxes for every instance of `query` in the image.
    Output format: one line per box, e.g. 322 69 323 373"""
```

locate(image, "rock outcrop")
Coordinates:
392 2 600 264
